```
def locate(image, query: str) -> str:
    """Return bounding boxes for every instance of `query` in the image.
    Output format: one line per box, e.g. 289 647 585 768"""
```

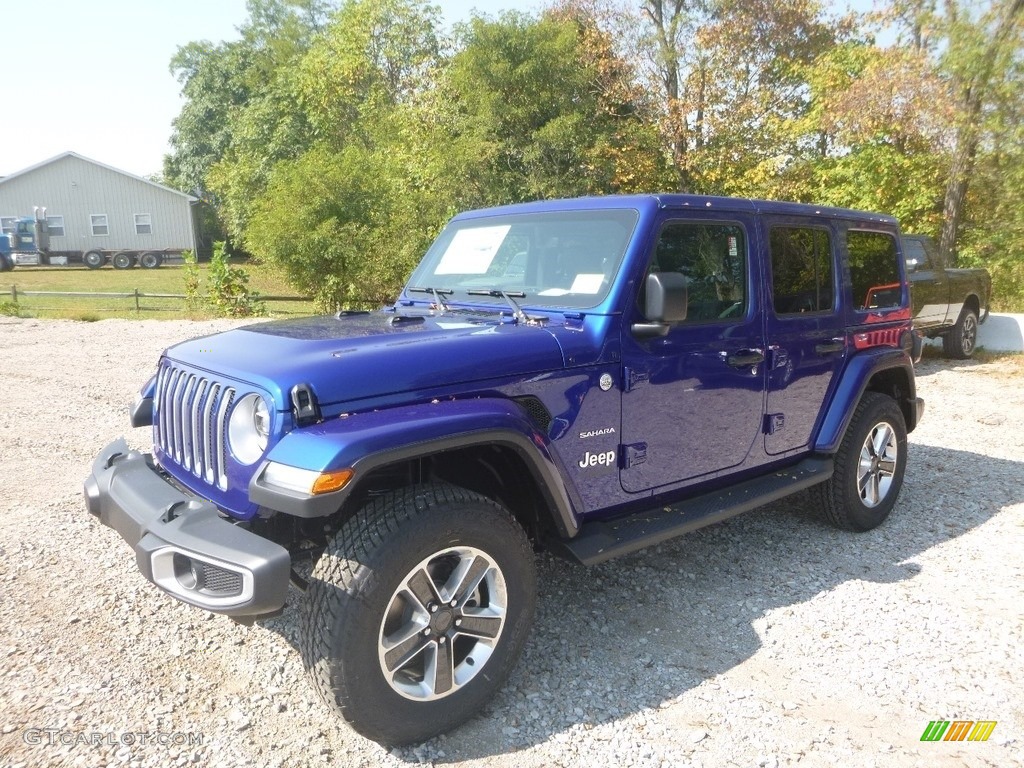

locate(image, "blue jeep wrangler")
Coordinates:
84 195 924 745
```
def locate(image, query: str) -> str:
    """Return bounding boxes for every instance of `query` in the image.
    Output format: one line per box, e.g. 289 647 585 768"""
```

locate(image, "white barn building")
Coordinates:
0 152 199 260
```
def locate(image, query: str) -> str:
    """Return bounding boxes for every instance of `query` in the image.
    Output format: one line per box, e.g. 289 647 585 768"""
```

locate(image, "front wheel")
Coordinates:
300 483 537 746
815 392 908 532
943 307 978 359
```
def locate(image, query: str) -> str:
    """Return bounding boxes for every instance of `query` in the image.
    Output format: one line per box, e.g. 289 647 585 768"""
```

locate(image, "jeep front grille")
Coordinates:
155 364 235 490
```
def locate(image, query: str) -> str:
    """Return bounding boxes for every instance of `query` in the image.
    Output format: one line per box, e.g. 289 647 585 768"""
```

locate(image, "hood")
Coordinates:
164 311 567 411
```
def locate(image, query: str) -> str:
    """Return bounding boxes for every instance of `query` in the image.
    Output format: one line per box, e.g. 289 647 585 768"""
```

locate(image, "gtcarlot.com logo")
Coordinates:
23 729 204 747
920 720 997 742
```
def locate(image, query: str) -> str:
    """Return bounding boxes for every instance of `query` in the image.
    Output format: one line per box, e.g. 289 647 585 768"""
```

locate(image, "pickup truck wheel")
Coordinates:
815 392 907 532
83 250 105 269
300 483 537 746
943 307 978 359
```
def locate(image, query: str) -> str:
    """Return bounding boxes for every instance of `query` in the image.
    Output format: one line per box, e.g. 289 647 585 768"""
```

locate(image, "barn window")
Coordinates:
46 216 65 237
91 214 109 236
134 213 152 235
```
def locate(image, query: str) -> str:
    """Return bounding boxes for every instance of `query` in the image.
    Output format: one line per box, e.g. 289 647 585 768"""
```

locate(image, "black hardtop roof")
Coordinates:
454 194 899 226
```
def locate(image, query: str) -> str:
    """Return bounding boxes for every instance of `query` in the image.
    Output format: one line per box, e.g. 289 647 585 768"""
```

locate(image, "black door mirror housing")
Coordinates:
633 272 687 337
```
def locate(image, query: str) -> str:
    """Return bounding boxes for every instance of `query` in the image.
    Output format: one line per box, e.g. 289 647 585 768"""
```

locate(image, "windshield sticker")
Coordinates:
435 225 511 275
570 273 604 294
538 288 570 296
728 236 738 257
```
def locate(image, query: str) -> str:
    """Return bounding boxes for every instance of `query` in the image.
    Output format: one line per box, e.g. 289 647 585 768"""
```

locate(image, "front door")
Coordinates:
620 214 765 494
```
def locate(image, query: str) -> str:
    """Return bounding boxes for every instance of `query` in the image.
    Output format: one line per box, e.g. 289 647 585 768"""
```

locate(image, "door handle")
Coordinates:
815 340 844 355
725 349 765 368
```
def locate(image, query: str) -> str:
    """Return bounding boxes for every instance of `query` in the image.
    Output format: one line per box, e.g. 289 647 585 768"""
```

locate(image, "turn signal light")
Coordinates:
311 469 354 495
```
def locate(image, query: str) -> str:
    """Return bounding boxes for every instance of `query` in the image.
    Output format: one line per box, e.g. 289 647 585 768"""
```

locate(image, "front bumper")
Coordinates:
83 439 290 617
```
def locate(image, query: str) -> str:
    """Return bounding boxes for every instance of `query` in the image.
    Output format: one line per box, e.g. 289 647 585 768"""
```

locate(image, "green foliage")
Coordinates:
208 242 266 317
167 0 1024 311
0 300 23 317
181 249 202 311
429 11 670 205
247 143 443 310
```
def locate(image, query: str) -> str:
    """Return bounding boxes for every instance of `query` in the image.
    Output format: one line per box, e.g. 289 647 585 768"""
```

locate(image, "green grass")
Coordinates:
2 261 314 320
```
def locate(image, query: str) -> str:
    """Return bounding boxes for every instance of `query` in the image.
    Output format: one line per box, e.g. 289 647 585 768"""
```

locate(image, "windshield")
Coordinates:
406 209 639 310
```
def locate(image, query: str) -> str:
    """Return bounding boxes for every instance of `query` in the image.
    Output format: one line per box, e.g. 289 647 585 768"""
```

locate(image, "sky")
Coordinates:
0 0 540 179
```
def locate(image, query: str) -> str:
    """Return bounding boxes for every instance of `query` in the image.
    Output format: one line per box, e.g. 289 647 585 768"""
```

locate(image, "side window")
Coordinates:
91 214 109 236
1 217 15 234
649 221 747 322
770 227 834 314
903 239 928 270
920 236 942 269
848 230 902 310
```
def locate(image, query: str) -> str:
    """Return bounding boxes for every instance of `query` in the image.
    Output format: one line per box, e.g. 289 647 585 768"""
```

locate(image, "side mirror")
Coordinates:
633 272 687 338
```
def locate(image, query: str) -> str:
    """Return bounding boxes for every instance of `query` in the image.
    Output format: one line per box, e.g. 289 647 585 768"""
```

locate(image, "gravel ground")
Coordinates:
1 317 1022 768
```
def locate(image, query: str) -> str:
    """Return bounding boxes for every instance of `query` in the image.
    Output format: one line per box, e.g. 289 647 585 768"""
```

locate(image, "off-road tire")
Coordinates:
943 306 978 359
815 392 908 532
300 483 536 746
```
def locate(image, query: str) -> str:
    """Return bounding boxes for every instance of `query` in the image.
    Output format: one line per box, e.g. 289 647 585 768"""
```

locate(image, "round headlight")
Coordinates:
228 394 271 464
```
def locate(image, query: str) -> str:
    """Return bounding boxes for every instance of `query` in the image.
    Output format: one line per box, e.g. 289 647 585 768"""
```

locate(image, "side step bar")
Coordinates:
560 457 834 565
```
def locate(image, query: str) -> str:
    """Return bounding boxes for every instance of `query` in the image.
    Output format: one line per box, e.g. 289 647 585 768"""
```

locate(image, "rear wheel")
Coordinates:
83 250 105 269
300 483 536 746
815 392 907 532
139 251 162 269
112 252 135 270
943 307 978 359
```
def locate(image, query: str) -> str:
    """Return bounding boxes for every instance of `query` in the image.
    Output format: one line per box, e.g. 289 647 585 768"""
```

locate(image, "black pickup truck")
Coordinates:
903 234 991 359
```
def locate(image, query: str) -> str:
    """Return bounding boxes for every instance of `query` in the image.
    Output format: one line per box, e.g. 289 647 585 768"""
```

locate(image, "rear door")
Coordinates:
763 218 846 455
619 213 765 493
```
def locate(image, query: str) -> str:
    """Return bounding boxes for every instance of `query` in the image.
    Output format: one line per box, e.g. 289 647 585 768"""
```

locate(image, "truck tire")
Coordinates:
300 483 536 746
84 250 105 269
814 392 907 532
112 252 135 270
139 252 162 269
942 307 978 359
0 254 12 272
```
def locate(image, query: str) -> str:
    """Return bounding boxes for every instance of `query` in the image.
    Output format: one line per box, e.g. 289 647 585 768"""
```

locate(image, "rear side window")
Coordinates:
769 227 834 314
848 231 902 310
650 221 747 322
903 238 930 270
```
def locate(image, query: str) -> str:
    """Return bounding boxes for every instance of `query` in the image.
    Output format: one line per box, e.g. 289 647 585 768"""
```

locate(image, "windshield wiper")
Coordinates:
465 289 537 325
408 286 452 312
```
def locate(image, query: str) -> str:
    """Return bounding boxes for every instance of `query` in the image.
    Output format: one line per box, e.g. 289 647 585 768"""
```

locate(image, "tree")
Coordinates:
934 0 1024 262
423 10 670 206
240 0 447 308
626 0 844 194
164 0 332 199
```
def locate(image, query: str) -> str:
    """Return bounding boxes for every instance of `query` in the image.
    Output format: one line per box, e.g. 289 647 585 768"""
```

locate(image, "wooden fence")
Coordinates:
6 286 316 313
